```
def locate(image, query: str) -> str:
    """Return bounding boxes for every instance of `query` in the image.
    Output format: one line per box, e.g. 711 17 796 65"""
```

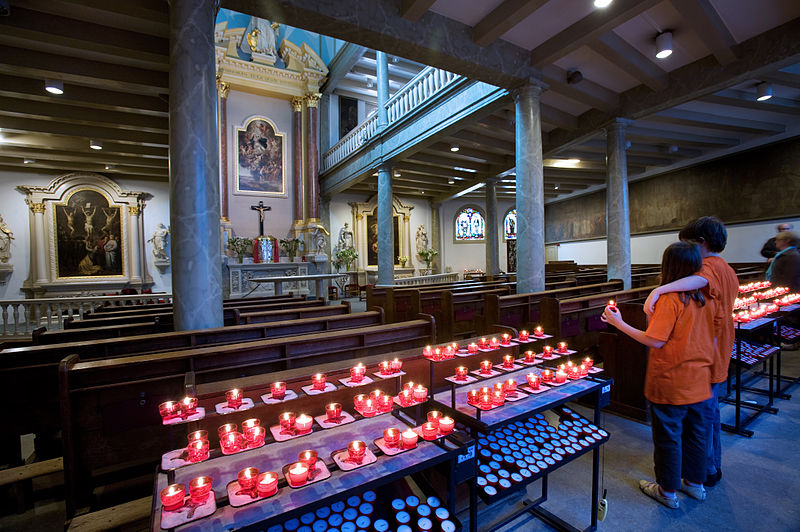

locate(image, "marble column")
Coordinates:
485 178 500 276
168 0 223 330
291 97 304 224
128 205 142 284
30 202 47 285
319 92 332 155
376 51 389 128
377 163 394 285
217 78 230 222
305 93 321 221
514 84 546 294
606 118 633 289
429 200 441 274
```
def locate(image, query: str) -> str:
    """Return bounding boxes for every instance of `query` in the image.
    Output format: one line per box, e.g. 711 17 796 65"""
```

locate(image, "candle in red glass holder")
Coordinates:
455 366 469 381
187 430 208 444
519 330 529 342
287 462 309 485
583 356 593 368
160 483 185 512
524 351 536 363
350 364 367 383
270 382 287 401
298 450 318 469
503 379 517 395
493 382 505 395
244 426 266 446
421 422 438 440
606 299 617 311
557 342 568 354
555 370 567 383
541 369 553 382
558 363 566 372
226 388 243 409
370 389 383 400
413 385 428 402
158 401 179 420
383 427 400 448
399 389 413 406
468 342 479 354
220 431 243 453
427 411 442 428
347 440 367 464
478 337 488 348
326 402 342 422
526 373 540 390
256 472 278 497
241 418 261 437
379 361 391 375
433 347 442 361
401 428 418 449
423 345 433 357
180 396 198 416
501 333 511 346
404 381 416 391
503 354 515 368
439 416 455 434
480 386 492 395
543 345 554 357
489 337 500 348
580 363 589 376
479 393 493 409
187 439 209 463
492 390 505 406
238 467 259 490
311 373 326 390
217 423 237 438
362 398 376 416
568 365 580 379
279 412 297 432
467 389 479 405
480 360 493 375
353 394 367 410
444 345 455 358
379 395 393 412
189 476 212 504
295 414 313 434
391 358 403 372
534 326 544 337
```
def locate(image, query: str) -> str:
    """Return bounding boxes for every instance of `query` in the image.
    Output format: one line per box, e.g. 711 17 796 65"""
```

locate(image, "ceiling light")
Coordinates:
450 144 459 152
105 164 116 170
550 158 581 168
45 79 64 95
420 189 424 194
566 69 583 84
756 82 773 101
89 140 103 150
594 0 613 7
24 158 35 164
667 144 679 153
655 32 673 59
394 171 400 177
554 184 559 190
448 178 455 184
453 166 477 173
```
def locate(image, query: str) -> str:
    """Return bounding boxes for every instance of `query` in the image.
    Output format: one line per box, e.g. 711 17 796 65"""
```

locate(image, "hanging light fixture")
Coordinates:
450 144 459 152
756 82 773 101
89 140 103 150
45 79 64 95
655 32 673 59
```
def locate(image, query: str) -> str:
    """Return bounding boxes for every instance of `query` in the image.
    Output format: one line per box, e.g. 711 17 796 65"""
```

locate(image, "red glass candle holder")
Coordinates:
383 428 400 448
479 386 492 395
391 358 403 372
158 401 179 420
241 418 261 437
180 396 198 416
439 416 455 434
311 373 326 390
370 389 383 400
444 345 455 358
326 402 342 422
555 370 567 383
421 422 438 440
467 390 479 405
478 337 488 349
404 381 416 391
379 361 391 375
350 364 367 383
503 379 517 395
583 357 593 368
501 333 511 346
489 337 500 349
557 342 568 354
270 381 286 400
568 366 580 379
238 467 259 490
503 354 515 368
413 385 428 402
296 414 313 434
244 426 266 446
543 345 554 357
480 360 492 375
423 345 433 357
379 395 393 412
606 299 617 311
361 399 376 416
160 483 185 512
541 369 553 382
524 351 536 363
220 431 243 453
298 450 318 469
256 471 278 497
519 330 529 341
479 393 493 409
347 440 367 464
580 363 589 376
226 389 243 409
187 430 208 444
398 390 413 407
217 423 237 438
468 342 479 354
279 412 297 432
187 439 210 463
427 411 442 428
401 428 418 449
433 347 442 361
286 462 309 485
526 373 541 390
455 366 468 381
534 326 544 337
493 382 505 394
189 476 212 504
492 390 505 406
353 394 367 410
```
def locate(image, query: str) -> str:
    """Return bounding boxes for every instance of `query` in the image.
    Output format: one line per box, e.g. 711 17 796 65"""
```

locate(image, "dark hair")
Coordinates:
660 241 705 306
678 216 727 252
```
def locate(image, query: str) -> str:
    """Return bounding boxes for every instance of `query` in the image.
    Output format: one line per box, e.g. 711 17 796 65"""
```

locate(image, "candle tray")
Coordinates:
331 446 378 472
281 460 332 489
393 396 426 408
517 333 552 343
339 375 375 387
456 350 479 357
301 382 338 395
269 424 314 442
226 479 280 507
496 363 525 372
470 368 503 378
373 436 416 456
162 407 206 426
160 494 216 530
518 358 543 366
314 410 356 429
220 437 266 456
556 348 578 356
412 424 454 442
519 384 551 395
260 389 299 404
214 397 255 415
538 353 562 361
444 374 479 385
354 405 393 418
161 448 208 471
372 370 407 379
502 389 529 402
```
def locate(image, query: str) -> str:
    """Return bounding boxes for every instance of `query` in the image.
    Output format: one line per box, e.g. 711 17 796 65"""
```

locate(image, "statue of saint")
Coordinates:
148 223 169 260
0 214 13 263
241 17 278 57
314 230 327 255
338 222 354 250
416 225 429 256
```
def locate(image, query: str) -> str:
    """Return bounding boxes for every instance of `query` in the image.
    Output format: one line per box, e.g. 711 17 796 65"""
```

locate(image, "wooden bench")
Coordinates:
434 288 512 340
78 295 306 320
84 293 295 316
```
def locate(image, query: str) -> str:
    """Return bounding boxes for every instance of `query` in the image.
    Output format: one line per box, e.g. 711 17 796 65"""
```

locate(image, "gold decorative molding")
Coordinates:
128 205 140 216
29 201 45 214
216 76 230 99
305 93 321 108
291 97 304 113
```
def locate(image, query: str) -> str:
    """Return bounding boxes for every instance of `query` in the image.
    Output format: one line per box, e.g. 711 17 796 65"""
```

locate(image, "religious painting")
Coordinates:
454 206 485 241
506 239 517 272
503 208 517 240
366 211 399 267
54 189 123 278
236 116 286 196
339 96 359 139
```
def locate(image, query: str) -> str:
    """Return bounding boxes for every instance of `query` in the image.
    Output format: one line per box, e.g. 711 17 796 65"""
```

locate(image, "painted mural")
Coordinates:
236 117 286 195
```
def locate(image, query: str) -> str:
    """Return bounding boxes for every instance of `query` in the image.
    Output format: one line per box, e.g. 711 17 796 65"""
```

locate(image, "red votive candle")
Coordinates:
479 393 493 410
555 370 567 383
557 342 568 354
543 345 554 357
189 476 212 504
606 299 617 311
354 394 367 410
287 462 309 485
501 333 511 346
270 381 286 400
541 369 553 382
439 416 455 434
379 361 391 375
493 382 505 394
399 390 413 406
423 345 433 357
468 342 479 354
217 423 237 438
187 430 208 444
478 337 488 349
384 428 400 448
350 364 367 383
480 360 493 375
180 396 198 416
187 439 209 463
422 422 438 440
158 401 179 420
348 440 367 464
226 388 243 409
311 373 326 390
583 357 593 368
160 483 185 512
456 366 469 381
492 390 505 406
256 471 278 497
503 354 515 368
326 402 342 422
526 373 541 390
524 350 536 363
401 428 418 449
444 345 455 358
241 418 261 437
279 412 297 432
519 330 529 342
379 395 393 412
467 390 480 405
298 450 318 469
489 337 500 348
413 385 428 402
238 467 259 490
370 389 384 400
433 347 442 361
391 358 403 372
580 363 589 376
295 414 313 434
534 326 544 337
362 398 376 416
404 381 416 391
504 379 517 395
427 411 442 428
220 431 243 453
244 426 266 446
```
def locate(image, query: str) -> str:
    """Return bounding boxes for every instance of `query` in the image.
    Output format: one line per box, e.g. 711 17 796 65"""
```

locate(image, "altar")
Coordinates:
224 260 311 298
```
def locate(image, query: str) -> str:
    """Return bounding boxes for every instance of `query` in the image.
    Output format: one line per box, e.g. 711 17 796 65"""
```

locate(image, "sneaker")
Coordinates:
704 468 722 487
680 480 707 501
639 480 679 509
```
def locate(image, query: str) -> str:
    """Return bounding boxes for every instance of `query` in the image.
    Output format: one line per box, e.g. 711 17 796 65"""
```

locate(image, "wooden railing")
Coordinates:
388 272 460 286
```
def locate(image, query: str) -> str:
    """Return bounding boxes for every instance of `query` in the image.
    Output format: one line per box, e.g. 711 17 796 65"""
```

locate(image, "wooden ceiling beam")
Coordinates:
627 126 739 147
427 143 512 166
16 0 170 38
540 65 619 113
668 0 737 65
648 108 786 135
405 152 493 174
760 70 800 89
451 130 515 153
0 155 166 177
1 133 167 158
395 162 482 180
472 0 549 47
0 144 168 168
541 104 578 130
399 0 437 22
592 32 668 91
700 92 800 116
0 115 168 146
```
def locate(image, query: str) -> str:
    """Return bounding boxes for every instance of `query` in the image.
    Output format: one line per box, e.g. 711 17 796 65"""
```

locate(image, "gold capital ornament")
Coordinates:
216 75 230 99
30 202 45 214
290 97 304 113
128 205 140 216
304 93 321 108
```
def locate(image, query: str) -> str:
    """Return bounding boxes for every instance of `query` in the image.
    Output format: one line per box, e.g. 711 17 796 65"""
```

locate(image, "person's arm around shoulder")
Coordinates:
644 275 708 316
601 306 665 349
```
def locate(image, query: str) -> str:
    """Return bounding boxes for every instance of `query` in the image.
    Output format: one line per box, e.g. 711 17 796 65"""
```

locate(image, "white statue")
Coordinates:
314 230 327 255
338 222 354 250
241 17 278 57
0 214 13 263
148 223 169 260
415 225 429 256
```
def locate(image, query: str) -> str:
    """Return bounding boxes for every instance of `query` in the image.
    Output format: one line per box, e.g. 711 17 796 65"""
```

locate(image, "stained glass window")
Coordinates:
454 207 485 241
504 209 517 240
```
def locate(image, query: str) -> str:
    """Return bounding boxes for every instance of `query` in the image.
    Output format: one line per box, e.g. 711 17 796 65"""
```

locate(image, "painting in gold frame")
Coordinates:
235 116 286 196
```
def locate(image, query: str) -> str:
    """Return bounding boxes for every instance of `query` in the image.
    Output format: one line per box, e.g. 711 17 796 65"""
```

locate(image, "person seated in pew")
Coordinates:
643 216 737 488
603 241 715 509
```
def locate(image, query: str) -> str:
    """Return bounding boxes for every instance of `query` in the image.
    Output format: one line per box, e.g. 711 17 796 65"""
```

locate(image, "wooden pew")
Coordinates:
78 295 306 320
58 317 435 517
368 281 494 321
435 288 512 340
85 293 295 316
236 301 351 325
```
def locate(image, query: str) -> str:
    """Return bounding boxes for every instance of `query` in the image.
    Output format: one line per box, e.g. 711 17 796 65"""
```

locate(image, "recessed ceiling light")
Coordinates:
554 184 559 190
24 158 35 164
450 144 459 152
448 178 455 185
453 166 477 173
420 189 424 194
89 140 103 150
550 158 581 168
594 0 613 7
655 32 673 59
45 79 64 95
105 164 116 170
394 171 400 177
756 82 773 101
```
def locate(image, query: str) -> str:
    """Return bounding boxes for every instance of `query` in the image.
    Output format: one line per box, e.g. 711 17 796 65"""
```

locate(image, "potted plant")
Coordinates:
228 236 253 263
336 248 359 271
279 237 303 262
418 248 438 274
398 255 408 267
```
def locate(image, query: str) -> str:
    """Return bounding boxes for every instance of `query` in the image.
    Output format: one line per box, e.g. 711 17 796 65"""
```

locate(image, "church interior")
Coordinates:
0 0 799 531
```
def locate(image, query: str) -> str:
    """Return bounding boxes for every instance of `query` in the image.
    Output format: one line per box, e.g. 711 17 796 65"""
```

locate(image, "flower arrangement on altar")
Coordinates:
336 248 359 271
228 237 253 263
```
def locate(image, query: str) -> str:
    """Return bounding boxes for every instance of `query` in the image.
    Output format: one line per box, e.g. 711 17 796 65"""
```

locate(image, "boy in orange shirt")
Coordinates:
644 216 738 487
603 242 715 508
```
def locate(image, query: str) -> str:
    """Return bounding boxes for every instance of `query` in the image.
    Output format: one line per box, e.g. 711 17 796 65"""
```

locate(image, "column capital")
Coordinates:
428 199 441 209
378 163 393 173
128 205 140 216
605 117 634 132
28 201 45 214
290 96 304 112
304 92 321 108
216 75 230 99
511 79 548 102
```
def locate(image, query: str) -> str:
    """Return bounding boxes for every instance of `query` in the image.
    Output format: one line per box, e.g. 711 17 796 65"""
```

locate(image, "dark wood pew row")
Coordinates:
78 295 307 320
85 293 296 316
403 283 514 323
63 297 326 329
236 301 351 325
367 281 503 321
435 288 512 340
484 280 625 334
58 317 435 517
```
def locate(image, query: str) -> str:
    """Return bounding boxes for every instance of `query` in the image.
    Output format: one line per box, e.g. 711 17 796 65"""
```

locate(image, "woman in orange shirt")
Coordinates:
603 241 715 509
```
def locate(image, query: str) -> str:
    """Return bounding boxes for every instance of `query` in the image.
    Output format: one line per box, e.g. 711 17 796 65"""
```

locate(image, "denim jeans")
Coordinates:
705 382 723 476
649 399 712 491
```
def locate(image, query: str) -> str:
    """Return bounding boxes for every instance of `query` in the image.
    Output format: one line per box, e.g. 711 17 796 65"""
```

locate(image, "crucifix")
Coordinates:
250 201 271 236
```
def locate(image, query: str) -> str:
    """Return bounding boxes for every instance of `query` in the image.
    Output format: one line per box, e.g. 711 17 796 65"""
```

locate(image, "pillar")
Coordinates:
606 118 633 289
168 0 222 330
485 178 500 276
291 97 304 223
430 200 441 274
305 93 321 221
30 202 47 285
319 92 332 155
376 51 389 128
377 164 394 285
514 84 546 294
217 78 230 222
128 205 142 284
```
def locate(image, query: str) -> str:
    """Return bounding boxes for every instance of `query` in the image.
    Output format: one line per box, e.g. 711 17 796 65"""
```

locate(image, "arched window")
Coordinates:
504 208 517 240
454 206 485 241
